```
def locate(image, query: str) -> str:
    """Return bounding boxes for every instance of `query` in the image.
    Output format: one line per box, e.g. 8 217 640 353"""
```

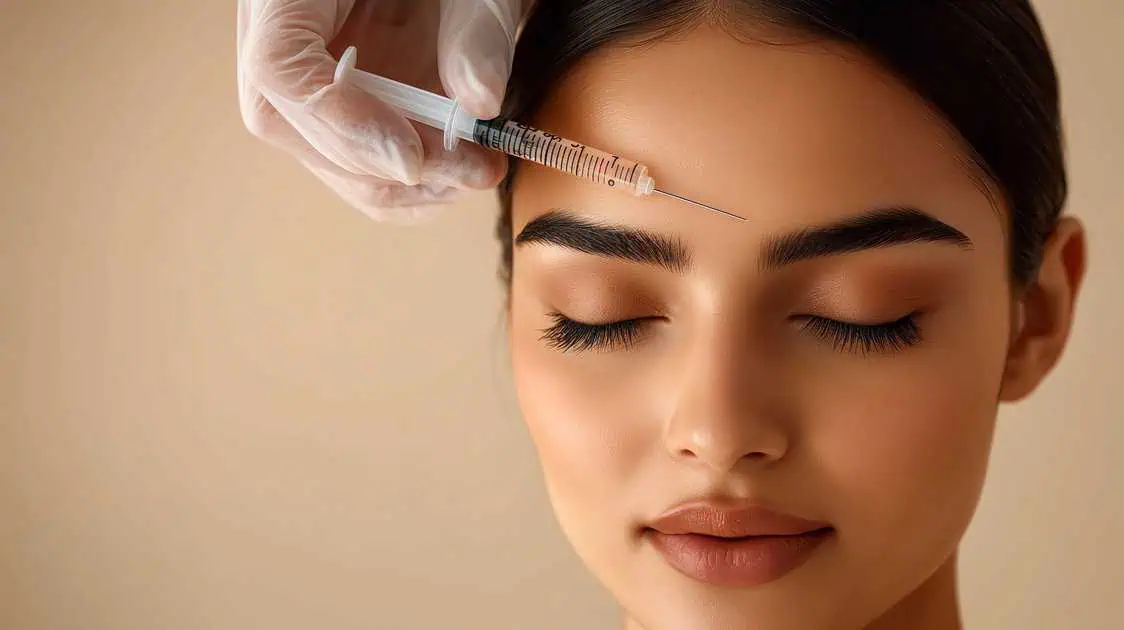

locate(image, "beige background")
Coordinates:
1 1 1121 628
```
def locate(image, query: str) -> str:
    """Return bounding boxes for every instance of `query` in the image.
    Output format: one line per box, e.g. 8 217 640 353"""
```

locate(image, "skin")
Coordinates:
505 24 1085 630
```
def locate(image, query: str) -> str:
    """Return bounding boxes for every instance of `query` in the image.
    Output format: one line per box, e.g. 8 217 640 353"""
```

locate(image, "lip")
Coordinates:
645 500 833 588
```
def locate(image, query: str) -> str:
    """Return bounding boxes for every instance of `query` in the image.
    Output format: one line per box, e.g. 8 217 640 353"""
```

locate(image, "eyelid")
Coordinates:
556 314 657 327
793 311 916 326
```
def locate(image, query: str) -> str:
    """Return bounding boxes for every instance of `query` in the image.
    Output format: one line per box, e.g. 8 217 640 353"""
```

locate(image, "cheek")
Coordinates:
817 367 999 520
508 307 654 522
807 300 1010 559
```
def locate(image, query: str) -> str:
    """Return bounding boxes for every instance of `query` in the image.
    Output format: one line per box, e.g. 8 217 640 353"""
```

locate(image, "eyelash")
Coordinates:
796 313 922 355
540 313 922 355
540 314 650 353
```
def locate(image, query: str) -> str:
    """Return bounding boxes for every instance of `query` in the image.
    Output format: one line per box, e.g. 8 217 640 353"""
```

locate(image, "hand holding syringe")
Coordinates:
333 46 744 221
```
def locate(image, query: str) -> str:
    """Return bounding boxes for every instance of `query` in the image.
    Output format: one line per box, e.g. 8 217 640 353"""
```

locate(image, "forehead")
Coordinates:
511 25 1003 254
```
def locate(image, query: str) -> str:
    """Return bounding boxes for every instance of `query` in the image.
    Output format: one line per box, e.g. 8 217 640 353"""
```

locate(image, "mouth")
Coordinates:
643 500 835 588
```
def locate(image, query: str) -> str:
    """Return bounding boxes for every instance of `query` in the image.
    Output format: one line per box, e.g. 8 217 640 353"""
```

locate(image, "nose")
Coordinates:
663 328 793 473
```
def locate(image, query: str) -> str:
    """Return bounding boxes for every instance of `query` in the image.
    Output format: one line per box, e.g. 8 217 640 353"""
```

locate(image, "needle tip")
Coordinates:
653 188 746 221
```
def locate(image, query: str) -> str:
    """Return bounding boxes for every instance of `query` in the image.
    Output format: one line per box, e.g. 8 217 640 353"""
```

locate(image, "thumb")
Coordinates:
438 0 520 120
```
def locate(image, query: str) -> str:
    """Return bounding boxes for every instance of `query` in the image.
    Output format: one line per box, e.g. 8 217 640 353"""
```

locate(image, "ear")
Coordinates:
999 216 1087 402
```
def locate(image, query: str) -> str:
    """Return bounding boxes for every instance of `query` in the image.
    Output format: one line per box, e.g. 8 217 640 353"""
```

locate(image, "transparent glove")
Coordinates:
237 0 521 223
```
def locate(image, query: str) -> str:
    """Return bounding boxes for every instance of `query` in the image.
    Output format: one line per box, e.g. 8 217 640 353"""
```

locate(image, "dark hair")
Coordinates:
494 0 1066 289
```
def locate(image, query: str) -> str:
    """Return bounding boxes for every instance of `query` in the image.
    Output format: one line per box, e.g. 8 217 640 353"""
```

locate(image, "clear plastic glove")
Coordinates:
237 0 521 223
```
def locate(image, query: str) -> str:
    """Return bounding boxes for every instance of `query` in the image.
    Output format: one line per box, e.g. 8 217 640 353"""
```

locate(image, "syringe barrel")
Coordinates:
472 118 654 196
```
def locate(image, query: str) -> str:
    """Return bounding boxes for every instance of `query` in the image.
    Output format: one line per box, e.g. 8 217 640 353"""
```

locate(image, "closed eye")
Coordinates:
539 314 653 353
796 313 923 355
539 313 924 355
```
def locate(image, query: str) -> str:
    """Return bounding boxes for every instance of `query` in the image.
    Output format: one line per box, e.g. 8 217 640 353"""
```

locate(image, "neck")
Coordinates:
623 554 962 630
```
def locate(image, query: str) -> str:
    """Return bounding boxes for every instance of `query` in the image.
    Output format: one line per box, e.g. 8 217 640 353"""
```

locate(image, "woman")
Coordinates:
494 2 1085 629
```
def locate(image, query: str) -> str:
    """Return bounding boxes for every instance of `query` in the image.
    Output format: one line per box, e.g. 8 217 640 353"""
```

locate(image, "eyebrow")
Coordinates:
514 207 972 273
514 211 691 273
759 207 973 271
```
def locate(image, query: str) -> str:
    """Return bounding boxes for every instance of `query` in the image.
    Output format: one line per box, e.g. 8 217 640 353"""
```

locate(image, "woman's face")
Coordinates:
507 27 1018 630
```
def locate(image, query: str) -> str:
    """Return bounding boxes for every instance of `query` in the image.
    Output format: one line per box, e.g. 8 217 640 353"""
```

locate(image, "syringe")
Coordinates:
333 46 744 221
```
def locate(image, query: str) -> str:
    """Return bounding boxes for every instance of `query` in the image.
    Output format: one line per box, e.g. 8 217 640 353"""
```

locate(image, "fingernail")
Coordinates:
454 57 505 119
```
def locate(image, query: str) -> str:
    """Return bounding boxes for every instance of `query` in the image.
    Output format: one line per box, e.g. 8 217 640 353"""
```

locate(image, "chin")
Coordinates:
621 593 861 630
603 555 872 630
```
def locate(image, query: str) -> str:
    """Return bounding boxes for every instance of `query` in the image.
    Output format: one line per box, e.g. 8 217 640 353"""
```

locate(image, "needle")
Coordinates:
654 188 746 221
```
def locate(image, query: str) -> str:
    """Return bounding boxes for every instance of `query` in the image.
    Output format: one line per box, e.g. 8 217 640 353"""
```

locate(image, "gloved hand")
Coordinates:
237 0 521 223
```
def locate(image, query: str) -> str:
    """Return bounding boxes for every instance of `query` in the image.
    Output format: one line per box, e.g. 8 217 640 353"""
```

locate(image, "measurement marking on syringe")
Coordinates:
533 133 545 161
518 125 533 155
537 133 550 163
530 133 541 161
550 139 560 167
528 136 540 161
542 135 556 165
522 130 536 159
549 138 562 169
514 126 530 157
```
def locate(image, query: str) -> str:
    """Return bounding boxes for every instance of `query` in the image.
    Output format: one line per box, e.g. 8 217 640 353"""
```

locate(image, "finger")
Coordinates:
299 80 424 183
292 133 463 218
240 90 459 220
414 124 508 191
240 0 424 183
240 84 419 184
240 0 355 101
438 0 518 119
307 160 459 224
